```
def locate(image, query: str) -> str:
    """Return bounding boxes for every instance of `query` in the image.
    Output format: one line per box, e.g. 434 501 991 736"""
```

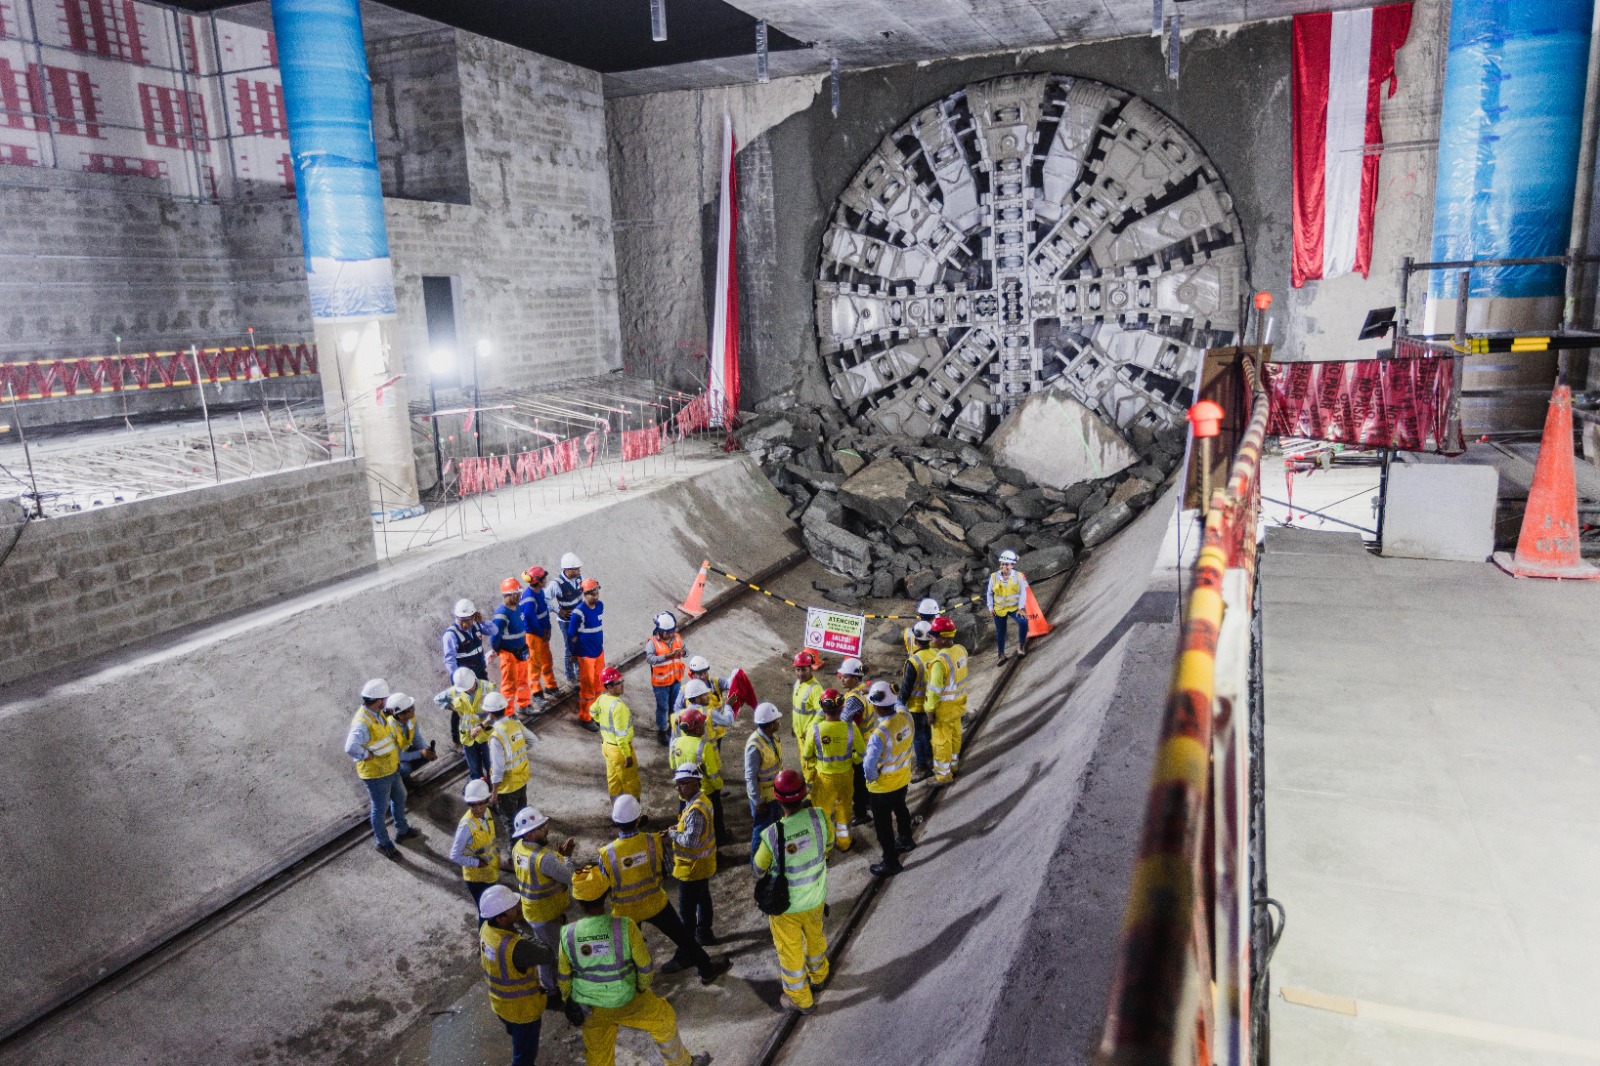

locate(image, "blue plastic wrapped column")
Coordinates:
270 0 396 320
1430 0 1594 304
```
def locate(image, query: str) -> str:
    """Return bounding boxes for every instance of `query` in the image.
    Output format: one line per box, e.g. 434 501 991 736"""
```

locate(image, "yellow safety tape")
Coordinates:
707 565 984 620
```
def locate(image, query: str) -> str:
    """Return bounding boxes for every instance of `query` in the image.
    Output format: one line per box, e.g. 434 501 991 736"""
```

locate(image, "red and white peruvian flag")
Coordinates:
1291 3 1412 287
708 114 741 427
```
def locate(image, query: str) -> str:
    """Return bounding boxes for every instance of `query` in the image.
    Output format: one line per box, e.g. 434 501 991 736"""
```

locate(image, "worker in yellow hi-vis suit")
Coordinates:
923 615 969 785
791 652 825 791
801 689 859 851
590 667 639 800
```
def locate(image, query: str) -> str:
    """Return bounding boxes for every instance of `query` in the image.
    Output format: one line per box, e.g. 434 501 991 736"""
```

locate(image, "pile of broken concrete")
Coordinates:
735 400 1187 610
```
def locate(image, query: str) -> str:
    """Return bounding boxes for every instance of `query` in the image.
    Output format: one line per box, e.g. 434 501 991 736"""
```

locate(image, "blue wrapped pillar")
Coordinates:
271 0 418 508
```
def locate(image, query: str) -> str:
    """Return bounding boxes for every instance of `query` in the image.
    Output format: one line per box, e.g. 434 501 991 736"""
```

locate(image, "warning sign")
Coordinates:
803 607 866 659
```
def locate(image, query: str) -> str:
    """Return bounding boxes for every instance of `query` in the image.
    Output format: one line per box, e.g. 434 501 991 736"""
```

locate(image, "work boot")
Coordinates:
690 1054 715 1065
697 930 718 946
657 729 669 746
868 861 902 877
699 957 732 984
996 649 1010 664
1016 642 1028 657
911 766 933 783
660 957 689 975
783 1000 815 1016
580 719 600 733
394 827 422 843
377 844 401 860
895 837 916 852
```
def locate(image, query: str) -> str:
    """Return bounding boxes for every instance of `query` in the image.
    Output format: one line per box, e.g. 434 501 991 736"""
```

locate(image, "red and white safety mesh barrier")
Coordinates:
0 344 319 400
674 390 739 437
621 424 669 461
1263 337 1463 454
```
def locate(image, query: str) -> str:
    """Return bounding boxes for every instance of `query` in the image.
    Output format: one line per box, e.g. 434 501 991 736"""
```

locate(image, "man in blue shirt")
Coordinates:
565 579 604 733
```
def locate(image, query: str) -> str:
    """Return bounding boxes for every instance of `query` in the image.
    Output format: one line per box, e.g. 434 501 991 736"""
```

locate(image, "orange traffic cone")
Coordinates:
1493 383 1600 580
1022 578 1053 638
680 559 711 615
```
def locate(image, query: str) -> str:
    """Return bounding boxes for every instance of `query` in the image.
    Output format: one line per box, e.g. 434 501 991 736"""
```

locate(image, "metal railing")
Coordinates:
1096 351 1272 1066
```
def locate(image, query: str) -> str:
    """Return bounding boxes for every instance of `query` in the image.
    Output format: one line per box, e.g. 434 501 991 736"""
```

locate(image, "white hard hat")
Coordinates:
611 794 641 823
360 678 390 700
454 598 477 618
912 621 933 641
478 883 521 919
682 678 711 700
838 657 864 677
560 552 582 571
867 680 898 707
998 549 1019 564
483 691 509 712
753 702 781 725
452 666 477 692
463 779 492 803
917 598 941 615
674 763 702 781
655 612 677 632
385 693 415 713
513 807 549 838
687 655 710 673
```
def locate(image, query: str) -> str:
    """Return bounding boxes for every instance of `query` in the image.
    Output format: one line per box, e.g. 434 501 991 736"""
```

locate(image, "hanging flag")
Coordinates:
1291 3 1412 287
709 114 741 427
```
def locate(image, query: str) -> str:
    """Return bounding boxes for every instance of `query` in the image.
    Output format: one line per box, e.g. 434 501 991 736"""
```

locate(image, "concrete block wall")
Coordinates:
370 31 472 205
0 460 375 688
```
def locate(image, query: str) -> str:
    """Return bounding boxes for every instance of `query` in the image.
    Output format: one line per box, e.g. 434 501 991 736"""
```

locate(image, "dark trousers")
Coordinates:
497 784 527 838
993 611 1028 656
851 763 871 822
911 710 933 772
869 786 914 870
749 797 778 863
644 902 715 976
463 741 490 782
501 1016 541 1066
467 880 491 909
678 877 714 940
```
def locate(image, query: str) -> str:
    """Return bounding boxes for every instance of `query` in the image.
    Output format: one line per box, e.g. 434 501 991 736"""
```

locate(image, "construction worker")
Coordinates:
436 666 489 756
744 702 784 860
558 866 712 1066
444 598 498 681
897 620 939 781
385 692 439 784
645 612 687 746
675 677 735 741
451 778 500 908
863 680 916 877
346 678 417 858
669 708 729 844
791 652 825 791
663 764 718 945
462 690 505 783
597 795 730 983
566 579 606 731
511 807 577 995
988 549 1031 661
489 699 538 836
835 659 873 826
802 690 859 851
478 883 553 1066
520 567 560 702
902 597 942 654
552 553 586 685
753 769 833 1014
591 667 639 800
494 578 534 713
925 615 970 785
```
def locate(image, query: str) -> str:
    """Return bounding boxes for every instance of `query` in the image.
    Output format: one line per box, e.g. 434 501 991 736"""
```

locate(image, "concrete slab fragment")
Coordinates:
983 391 1138 490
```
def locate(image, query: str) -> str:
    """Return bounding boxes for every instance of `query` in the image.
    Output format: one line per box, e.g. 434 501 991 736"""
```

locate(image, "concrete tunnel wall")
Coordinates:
0 454 794 1037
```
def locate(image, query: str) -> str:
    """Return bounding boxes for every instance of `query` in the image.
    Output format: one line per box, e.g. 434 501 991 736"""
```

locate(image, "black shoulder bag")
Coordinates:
753 818 790 915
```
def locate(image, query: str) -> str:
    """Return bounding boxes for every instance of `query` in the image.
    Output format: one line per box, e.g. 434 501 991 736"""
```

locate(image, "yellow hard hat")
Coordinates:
571 865 612 902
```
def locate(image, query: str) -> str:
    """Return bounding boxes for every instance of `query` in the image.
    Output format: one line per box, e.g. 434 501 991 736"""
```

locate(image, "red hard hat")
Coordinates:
680 708 707 730
600 667 624 685
581 579 601 592
930 616 957 634
773 769 807 802
792 652 814 668
500 577 521 594
820 688 842 704
524 566 547 583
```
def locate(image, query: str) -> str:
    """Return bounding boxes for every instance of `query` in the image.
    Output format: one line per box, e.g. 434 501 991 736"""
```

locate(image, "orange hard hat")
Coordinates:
773 769 807 802
680 708 707 730
581 579 601 592
600 666 624 685
500 577 521 594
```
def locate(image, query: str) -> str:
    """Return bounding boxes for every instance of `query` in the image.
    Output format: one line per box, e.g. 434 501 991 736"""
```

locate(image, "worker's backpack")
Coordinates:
753 819 790 915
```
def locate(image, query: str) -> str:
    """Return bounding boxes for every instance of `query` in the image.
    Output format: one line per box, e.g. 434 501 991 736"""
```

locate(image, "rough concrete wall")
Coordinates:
0 460 375 688
607 28 1292 411
369 30 472 205
1285 0 1448 360
385 32 622 390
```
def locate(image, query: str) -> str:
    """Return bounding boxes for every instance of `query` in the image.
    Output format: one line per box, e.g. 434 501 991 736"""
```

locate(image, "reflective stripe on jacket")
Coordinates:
671 791 717 881
865 712 915 793
350 706 400 779
648 634 686 687
670 731 722 792
458 811 500 883
491 718 531 793
598 833 666 920
512 841 571 924
806 720 859 774
481 924 546 1024
591 692 634 754
562 915 641 1009
760 807 831 913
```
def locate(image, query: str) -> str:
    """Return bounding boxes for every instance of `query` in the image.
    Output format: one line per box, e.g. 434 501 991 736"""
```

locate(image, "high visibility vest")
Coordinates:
591 693 633 750
671 679 727 742
459 811 499 883
866 712 914 793
807 719 858 775
491 718 531 794
928 646 970 713
989 571 1023 615
553 576 584 615
761 807 831 913
649 634 686 687
350 706 400 779
391 714 416 753
671 791 717 882
450 622 488 668
746 730 783 802
905 648 939 711
598 833 666 921
840 684 869 724
791 678 824 747
481 923 546 1024
670 731 723 792
512 840 571 924
563 915 640 1010
451 683 492 746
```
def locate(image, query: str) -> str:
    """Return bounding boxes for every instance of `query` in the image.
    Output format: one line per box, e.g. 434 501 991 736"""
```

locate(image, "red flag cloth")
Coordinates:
1292 3 1412 287
709 116 740 425
725 668 757 715
1264 345 1463 454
